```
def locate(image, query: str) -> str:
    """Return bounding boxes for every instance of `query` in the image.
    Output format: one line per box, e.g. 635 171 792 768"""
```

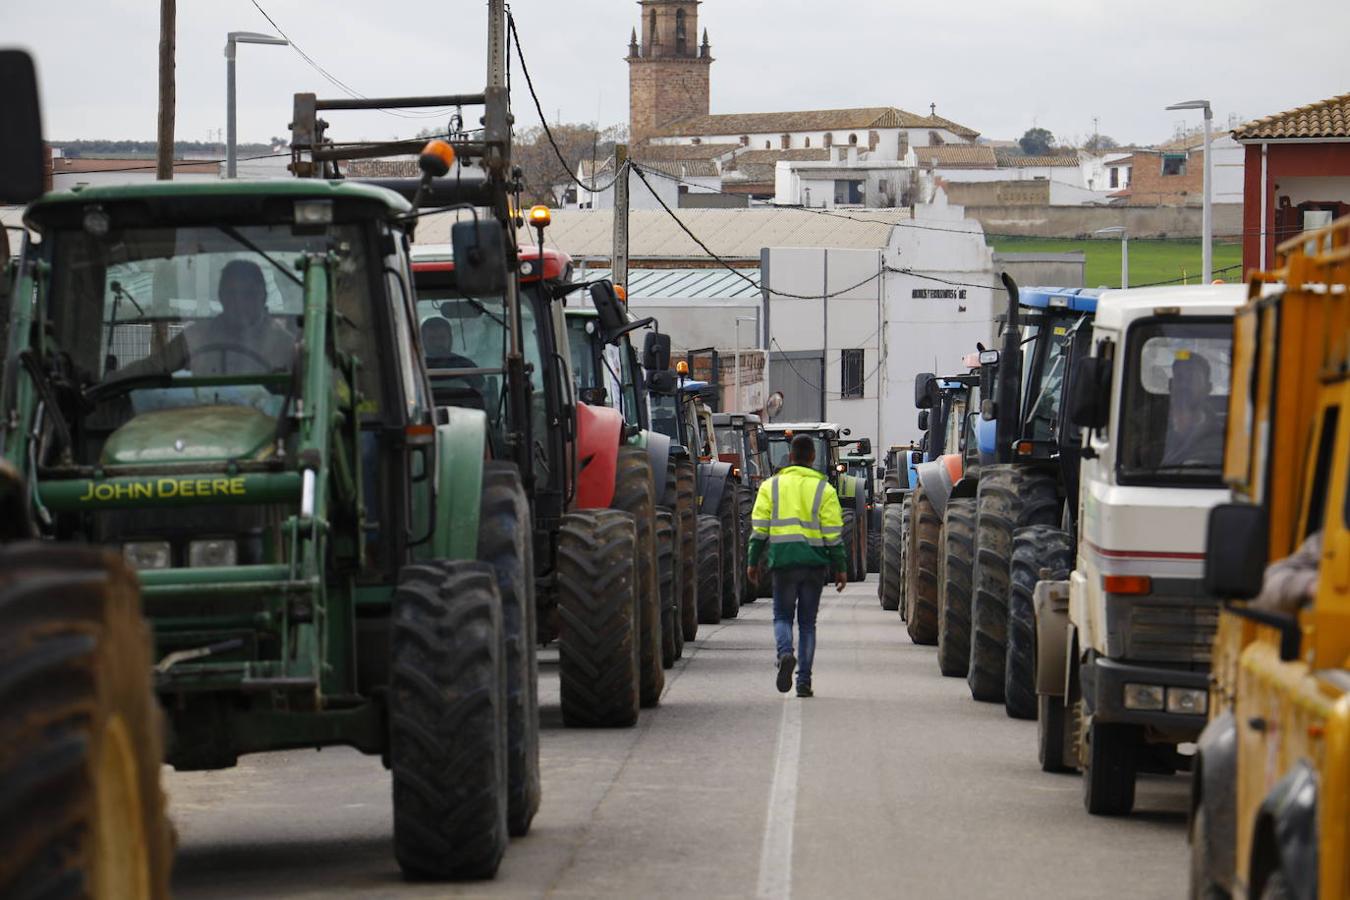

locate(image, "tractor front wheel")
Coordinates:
717 484 742 620
937 498 976 677
0 544 173 900
656 510 678 669
905 491 941 645
1006 525 1073 720
697 514 724 625
879 502 904 611
673 459 700 642
613 446 663 708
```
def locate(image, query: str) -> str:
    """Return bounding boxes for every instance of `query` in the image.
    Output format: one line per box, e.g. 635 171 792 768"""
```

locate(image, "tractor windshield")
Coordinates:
47 223 379 428
565 314 643 428
650 391 681 444
767 433 828 474
1022 316 1077 443
1117 320 1232 485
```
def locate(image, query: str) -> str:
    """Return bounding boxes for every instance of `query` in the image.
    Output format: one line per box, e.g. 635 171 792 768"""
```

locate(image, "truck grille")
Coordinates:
1105 594 1219 665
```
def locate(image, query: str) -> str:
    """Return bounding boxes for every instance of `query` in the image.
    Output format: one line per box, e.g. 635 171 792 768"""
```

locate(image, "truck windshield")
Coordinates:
1117 320 1232 485
47 223 379 424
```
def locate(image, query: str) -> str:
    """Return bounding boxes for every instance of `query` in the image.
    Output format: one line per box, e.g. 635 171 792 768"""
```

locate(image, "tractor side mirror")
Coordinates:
643 331 671 372
451 218 507 296
589 280 627 337
856 437 871 455
917 410 929 431
646 369 676 395
1203 503 1269 600
915 372 937 409
1068 356 1111 430
0 51 45 205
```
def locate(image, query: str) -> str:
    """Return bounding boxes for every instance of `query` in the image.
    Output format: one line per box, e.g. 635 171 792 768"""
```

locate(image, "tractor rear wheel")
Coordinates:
696 514 724 625
879 502 904 611
1006 525 1073 720
391 561 508 880
717 484 742 620
477 462 540 837
968 466 1058 703
0 544 172 900
906 491 941 645
656 510 678 669
613 446 663 709
937 498 976 677
737 483 757 604
556 510 641 727
673 458 700 642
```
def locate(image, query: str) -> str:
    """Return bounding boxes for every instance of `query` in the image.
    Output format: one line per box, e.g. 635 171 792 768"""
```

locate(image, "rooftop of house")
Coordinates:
1232 92 1350 141
993 149 1082 168
634 143 741 161
648 106 979 140
916 145 998 168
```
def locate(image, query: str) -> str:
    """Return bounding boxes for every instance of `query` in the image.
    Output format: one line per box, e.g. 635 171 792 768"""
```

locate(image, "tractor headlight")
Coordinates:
1122 683 1165 711
123 541 171 570
1166 687 1207 716
188 539 238 568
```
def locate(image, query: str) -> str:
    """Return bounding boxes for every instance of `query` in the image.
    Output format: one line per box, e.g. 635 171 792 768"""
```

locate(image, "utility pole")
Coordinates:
612 143 630 290
156 0 176 180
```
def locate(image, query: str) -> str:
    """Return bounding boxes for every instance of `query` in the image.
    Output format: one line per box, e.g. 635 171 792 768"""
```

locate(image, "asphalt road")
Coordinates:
167 578 1190 899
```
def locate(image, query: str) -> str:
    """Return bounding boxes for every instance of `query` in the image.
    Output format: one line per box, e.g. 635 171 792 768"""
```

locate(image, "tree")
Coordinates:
1083 134 1119 151
1018 127 1055 156
514 122 627 206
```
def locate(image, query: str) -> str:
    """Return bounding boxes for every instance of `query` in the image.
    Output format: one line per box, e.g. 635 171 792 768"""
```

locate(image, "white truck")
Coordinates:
1032 285 1243 816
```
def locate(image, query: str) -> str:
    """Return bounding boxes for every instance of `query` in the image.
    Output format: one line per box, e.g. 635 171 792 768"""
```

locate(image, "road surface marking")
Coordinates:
757 697 803 899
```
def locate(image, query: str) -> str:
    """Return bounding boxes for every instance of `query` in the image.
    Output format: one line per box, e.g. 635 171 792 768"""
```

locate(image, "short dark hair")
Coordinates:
220 259 265 289
790 434 815 463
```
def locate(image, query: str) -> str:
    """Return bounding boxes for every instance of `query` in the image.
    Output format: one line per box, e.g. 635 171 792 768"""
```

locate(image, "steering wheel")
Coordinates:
191 342 276 373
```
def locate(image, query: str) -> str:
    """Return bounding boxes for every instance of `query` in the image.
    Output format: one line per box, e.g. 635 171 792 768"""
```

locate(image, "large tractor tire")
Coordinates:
1006 525 1074 721
671 458 699 643
0 544 172 900
866 518 881 574
716 484 742 620
968 466 1058 703
391 561 509 880
477 462 541 837
613 445 663 709
937 497 976 678
841 509 858 582
1081 711 1139 816
737 483 757 604
879 502 904 611
696 514 724 625
905 490 941 645
898 494 912 619
655 510 678 669
556 509 641 728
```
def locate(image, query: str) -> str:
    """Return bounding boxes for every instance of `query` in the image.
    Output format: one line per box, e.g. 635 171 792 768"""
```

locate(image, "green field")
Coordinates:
987 237 1243 289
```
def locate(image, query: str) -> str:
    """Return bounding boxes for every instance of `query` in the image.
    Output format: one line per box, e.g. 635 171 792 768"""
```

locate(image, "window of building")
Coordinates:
740 135 750 146
841 349 865 399
764 140 771 149
781 134 791 149
834 179 863 204
1161 153 1187 177
691 137 701 145
824 132 833 148
848 133 859 146
675 9 687 52
804 137 811 148
1109 168 1119 189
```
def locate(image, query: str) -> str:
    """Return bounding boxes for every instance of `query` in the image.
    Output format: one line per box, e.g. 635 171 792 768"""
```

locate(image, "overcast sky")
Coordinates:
8 0 1349 149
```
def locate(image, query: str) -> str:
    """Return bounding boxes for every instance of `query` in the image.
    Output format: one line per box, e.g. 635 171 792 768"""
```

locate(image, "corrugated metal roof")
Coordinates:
577 267 762 299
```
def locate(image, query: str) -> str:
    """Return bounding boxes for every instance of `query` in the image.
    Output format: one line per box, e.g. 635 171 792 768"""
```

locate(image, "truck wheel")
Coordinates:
880 502 904 611
738 484 757 604
1082 715 1138 816
937 498 976 677
656 510 678 669
674 458 699 643
717 485 742 619
1006 525 1073 721
905 491 941 645
968 466 1059 703
0 544 172 900
1037 695 1075 773
557 510 640 728
391 561 508 879
613 446 663 709
697 514 724 624
477 462 541 837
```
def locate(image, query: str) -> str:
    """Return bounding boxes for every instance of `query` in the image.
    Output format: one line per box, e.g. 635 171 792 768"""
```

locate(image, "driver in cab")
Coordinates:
110 259 294 380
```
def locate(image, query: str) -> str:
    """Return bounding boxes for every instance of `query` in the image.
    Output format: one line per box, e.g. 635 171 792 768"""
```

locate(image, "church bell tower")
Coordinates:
627 0 712 144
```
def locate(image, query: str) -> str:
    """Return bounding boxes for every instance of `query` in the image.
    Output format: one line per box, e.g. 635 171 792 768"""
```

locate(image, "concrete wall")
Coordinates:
963 202 1244 239
992 252 1086 289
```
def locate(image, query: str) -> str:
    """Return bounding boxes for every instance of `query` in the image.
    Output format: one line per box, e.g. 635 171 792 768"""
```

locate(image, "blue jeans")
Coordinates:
772 566 825 686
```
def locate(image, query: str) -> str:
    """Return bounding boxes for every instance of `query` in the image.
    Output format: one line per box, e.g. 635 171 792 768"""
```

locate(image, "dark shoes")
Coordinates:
776 654 796 693
796 683 813 698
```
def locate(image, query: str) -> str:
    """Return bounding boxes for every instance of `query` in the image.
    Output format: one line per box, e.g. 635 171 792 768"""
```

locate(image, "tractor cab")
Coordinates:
711 412 769 488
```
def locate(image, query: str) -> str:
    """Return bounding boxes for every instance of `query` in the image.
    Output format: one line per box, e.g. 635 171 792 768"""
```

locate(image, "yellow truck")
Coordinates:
1190 216 1350 899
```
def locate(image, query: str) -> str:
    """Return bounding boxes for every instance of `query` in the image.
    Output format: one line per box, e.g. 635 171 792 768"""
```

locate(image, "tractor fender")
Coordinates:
1251 761 1318 900
698 460 734 515
914 454 960 519
1192 712 1239 895
431 406 488 561
643 430 672 503
974 416 998 465
574 402 624 510
1033 578 1070 696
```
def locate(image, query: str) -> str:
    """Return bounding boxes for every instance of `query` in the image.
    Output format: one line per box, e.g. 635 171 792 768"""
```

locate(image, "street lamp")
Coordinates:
226 31 288 178
734 315 757 411
1165 99 1213 283
1094 226 1129 288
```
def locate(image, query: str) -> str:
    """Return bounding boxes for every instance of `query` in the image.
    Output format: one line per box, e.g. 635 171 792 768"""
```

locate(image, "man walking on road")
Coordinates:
747 434 848 697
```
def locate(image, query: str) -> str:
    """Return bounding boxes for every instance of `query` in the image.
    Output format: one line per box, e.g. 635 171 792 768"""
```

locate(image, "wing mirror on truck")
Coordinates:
0 50 46 205
856 437 871 455
1204 502 1303 661
917 410 929 431
914 372 937 409
451 217 508 296
589 281 627 336
1068 356 1112 430
642 331 672 373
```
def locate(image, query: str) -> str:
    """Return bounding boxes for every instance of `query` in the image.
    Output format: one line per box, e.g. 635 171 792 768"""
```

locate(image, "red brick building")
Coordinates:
1233 92 1350 272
